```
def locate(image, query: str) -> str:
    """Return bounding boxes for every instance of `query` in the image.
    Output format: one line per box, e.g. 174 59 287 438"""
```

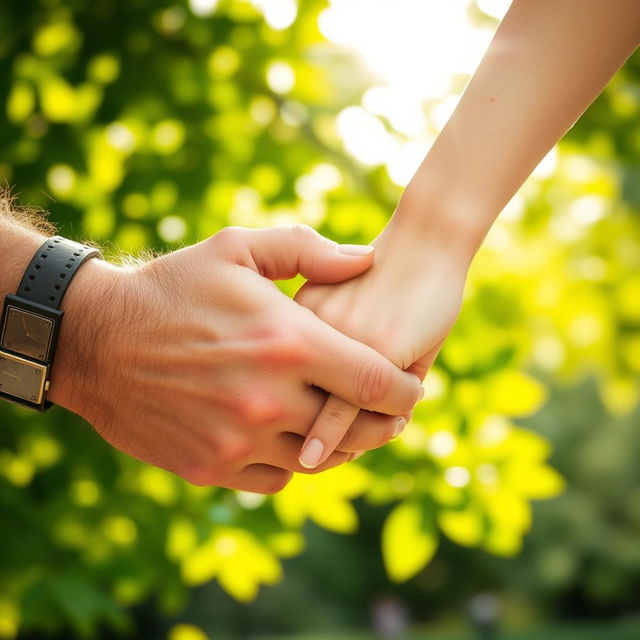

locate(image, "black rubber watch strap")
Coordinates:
17 236 102 309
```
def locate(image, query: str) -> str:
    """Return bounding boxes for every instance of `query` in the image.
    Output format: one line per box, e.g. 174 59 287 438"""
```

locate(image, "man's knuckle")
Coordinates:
216 436 254 463
279 330 310 364
237 394 286 426
250 333 278 364
255 324 310 368
290 224 316 243
355 360 391 406
212 226 244 244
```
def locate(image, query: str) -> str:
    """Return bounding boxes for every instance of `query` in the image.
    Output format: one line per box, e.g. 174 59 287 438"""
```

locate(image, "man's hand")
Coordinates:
294 217 470 468
48 225 423 493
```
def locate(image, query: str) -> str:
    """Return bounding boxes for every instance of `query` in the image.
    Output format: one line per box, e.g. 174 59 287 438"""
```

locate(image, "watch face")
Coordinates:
0 352 47 404
1 307 54 361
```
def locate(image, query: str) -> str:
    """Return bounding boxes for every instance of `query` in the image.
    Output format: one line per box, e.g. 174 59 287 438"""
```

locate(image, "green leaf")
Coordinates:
382 500 438 583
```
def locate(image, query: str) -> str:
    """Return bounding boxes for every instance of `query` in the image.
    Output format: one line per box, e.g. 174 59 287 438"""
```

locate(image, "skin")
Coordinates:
297 0 640 469
0 216 423 493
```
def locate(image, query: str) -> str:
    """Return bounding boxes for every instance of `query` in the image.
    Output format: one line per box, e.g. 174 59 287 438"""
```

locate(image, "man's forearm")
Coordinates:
396 0 640 258
0 203 49 302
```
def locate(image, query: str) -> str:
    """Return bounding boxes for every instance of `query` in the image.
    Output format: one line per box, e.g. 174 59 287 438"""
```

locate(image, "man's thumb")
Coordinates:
245 225 374 283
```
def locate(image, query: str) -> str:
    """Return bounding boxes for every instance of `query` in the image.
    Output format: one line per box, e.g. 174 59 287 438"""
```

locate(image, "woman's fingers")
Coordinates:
296 336 444 468
298 395 406 469
298 396 360 469
278 386 406 453
249 430 354 473
337 409 406 452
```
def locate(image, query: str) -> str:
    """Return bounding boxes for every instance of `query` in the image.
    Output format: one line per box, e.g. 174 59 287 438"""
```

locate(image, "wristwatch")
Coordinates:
0 236 102 411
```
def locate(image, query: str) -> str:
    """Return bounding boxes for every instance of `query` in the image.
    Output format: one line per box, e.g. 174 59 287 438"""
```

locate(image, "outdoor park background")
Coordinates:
1 0 640 638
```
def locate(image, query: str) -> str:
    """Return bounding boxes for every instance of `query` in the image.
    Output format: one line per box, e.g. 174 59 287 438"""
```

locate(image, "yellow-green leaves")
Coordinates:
273 464 372 534
6 83 35 123
485 370 548 417
180 527 282 602
382 501 438 583
168 623 210 640
33 20 82 57
511 464 565 500
166 518 198 562
438 508 484 547
6 0 636 627
0 599 19 639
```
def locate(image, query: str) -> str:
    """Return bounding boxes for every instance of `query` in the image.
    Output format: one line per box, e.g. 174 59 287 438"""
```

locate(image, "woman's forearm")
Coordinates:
396 0 640 259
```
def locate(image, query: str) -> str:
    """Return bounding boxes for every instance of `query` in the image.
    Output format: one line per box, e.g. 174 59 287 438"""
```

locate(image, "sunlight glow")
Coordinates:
477 0 511 20
387 140 432 187
47 164 75 195
336 106 398 166
319 0 492 95
106 122 135 152
428 431 457 458
362 87 426 135
320 1 498 176
236 491 267 509
532 146 558 179
158 216 187 242
266 61 295 94
445 466 471 488
295 163 342 200
188 0 218 18
251 0 298 30
568 195 607 226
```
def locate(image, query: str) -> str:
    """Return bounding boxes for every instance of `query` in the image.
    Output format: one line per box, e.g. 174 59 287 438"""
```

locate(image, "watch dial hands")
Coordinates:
21 316 35 342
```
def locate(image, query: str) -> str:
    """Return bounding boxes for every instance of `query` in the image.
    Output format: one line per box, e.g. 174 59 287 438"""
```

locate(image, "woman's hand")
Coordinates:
294 214 471 469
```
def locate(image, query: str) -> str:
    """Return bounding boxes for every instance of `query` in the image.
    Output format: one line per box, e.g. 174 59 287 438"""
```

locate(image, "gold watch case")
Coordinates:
0 351 49 404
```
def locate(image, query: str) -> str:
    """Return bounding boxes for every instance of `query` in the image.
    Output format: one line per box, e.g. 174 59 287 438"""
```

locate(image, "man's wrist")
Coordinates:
0 212 128 419
46 256 127 418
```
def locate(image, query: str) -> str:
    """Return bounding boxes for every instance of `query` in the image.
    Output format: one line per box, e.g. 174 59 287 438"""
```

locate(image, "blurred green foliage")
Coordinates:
0 0 639 638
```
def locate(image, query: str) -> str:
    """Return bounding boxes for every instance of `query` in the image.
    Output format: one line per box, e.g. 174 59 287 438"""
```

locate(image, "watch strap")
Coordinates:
16 236 102 309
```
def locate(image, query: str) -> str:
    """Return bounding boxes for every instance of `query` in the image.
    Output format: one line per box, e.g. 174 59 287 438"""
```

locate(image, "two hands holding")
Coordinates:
51 201 467 494
46 0 640 494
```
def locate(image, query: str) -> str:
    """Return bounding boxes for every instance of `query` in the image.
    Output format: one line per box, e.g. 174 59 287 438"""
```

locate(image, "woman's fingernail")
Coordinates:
337 244 374 256
299 438 325 469
393 417 406 438
417 385 425 402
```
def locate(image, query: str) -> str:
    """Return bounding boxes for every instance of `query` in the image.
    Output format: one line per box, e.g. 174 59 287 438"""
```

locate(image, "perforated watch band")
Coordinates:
16 236 102 309
0 236 103 412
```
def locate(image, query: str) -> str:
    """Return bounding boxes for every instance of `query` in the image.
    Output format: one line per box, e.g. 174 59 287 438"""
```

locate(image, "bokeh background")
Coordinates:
1 0 640 638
